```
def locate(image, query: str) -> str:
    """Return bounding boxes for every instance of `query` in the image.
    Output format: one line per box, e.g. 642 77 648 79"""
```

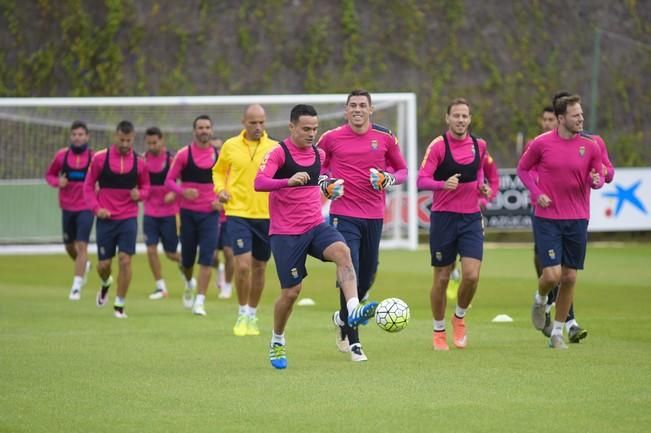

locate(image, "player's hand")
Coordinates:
211 199 222 211
163 191 176 204
537 194 552 208
479 183 492 198
218 190 230 203
590 168 600 186
183 188 199 200
369 168 395 191
444 173 461 190
288 171 310 186
97 208 111 219
130 188 140 201
318 175 344 200
58 174 68 188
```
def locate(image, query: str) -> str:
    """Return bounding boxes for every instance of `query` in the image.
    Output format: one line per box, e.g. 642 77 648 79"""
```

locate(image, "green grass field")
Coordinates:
2 244 651 433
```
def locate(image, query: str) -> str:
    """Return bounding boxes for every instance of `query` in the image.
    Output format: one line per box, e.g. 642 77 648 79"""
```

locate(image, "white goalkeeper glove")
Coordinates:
369 168 396 191
318 175 345 200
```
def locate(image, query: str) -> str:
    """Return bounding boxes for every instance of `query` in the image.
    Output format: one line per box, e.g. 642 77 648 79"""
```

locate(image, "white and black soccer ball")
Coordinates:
375 298 410 332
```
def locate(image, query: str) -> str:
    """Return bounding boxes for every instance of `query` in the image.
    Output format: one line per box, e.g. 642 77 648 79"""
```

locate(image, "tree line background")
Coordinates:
1 0 650 168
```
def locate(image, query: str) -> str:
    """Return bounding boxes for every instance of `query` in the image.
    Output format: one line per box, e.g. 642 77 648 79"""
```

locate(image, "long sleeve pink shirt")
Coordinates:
254 139 325 235
479 152 499 208
144 149 179 217
517 130 604 220
45 147 93 211
593 134 615 183
83 145 150 220
417 131 487 214
318 123 407 219
165 142 218 213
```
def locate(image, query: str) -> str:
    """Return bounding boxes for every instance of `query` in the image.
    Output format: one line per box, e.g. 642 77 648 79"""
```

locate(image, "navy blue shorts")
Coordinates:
180 209 219 267
532 216 588 270
62 210 94 243
217 219 231 250
143 215 178 253
227 216 271 261
270 223 345 289
96 217 138 260
330 214 383 293
429 211 483 267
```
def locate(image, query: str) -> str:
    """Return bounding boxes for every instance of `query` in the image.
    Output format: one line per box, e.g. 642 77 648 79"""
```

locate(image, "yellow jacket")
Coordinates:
212 130 277 219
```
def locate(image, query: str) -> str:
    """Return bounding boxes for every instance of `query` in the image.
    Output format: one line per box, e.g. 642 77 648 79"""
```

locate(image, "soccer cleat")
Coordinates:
350 344 368 362
347 301 378 327
68 288 81 301
549 334 568 349
192 303 207 316
451 315 467 348
541 312 552 337
82 261 92 286
246 316 260 336
233 314 248 336
568 326 588 343
269 343 287 369
148 289 168 300
113 306 128 319
332 311 350 353
433 331 450 351
95 276 112 308
531 299 547 330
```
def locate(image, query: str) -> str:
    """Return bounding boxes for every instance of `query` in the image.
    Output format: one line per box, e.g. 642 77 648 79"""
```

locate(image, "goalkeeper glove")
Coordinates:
318 175 345 200
369 168 396 191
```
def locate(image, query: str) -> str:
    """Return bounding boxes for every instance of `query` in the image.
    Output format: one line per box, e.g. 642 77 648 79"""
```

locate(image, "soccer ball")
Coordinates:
375 298 410 332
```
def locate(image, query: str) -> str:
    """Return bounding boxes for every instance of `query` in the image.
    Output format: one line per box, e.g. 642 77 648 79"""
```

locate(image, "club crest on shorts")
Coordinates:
332 217 338 228
435 251 442 261
237 238 244 248
579 146 585 157
291 268 299 279
99 246 105 256
370 139 378 150
547 249 556 260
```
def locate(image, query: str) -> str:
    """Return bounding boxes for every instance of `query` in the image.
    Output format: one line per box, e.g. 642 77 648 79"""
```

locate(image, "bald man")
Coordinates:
212 105 278 336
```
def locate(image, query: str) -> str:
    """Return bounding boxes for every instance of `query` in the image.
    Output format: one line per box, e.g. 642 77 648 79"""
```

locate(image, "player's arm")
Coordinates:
588 144 604 190
132 157 150 201
212 143 230 198
316 149 344 200
254 148 290 191
516 140 545 201
316 131 332 175
416 139 447 191
83 152 102 214
484 154 500 201
383 134 408 185
45 150 65 188
164 149 190 196
596 136 615 183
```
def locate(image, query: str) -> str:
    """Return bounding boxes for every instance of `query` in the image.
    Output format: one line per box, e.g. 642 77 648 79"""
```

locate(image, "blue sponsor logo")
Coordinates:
602 180 647 216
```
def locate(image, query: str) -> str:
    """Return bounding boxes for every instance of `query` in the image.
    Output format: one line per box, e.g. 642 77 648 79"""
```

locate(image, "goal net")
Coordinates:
0 94 418 249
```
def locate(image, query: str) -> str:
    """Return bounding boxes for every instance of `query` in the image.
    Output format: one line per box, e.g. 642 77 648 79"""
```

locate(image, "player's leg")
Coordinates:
192 211 219 316
228 217 255 334
531 216 563 331
220 245 235 298
244 218 271 335
559 219 589 345
113 218 137 318
179 209 198 309
95 218 116 308
74 210 93 284
429 211 458 351
62 210 77 260
144 216 165 299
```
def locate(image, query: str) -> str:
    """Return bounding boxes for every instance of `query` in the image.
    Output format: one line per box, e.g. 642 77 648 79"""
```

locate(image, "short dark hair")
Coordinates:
447 97 471 114
70 120 88 133
145 126 163 138
290 104 318 123
346 89 372 105
542 106 554 115
116 120 134 134
553 94 581 116
193 114 212 129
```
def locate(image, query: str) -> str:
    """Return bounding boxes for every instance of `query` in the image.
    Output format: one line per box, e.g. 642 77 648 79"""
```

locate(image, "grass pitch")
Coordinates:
1 244 650 433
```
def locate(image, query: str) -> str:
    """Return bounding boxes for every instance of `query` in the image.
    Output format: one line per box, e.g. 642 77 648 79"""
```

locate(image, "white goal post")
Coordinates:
0 94 418 249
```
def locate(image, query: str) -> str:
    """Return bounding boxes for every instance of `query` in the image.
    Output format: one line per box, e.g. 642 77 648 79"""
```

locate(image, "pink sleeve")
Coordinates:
386 135 408 185
484 158 499 200
589 144 604 190
417 140 445 191
45 150 64 188
517 140 543 201
317 134 331 174
164 149 186 194
596 136 615 183
254 148 290 191
83 153 102 214
137 157 151 200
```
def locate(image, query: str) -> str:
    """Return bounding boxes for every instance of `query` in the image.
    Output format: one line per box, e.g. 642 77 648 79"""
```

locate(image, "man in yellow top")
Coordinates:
213 104 277 336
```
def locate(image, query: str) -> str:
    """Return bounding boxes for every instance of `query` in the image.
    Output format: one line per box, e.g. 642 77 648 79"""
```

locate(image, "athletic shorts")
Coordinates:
143 215 178 253
217 219 231 250
96 217 138 260
532 216 588 270
62 209 94 243
429 211 483 267
270 223 345 289
227 216 271 261
330 214 383 293
180 209 219 267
